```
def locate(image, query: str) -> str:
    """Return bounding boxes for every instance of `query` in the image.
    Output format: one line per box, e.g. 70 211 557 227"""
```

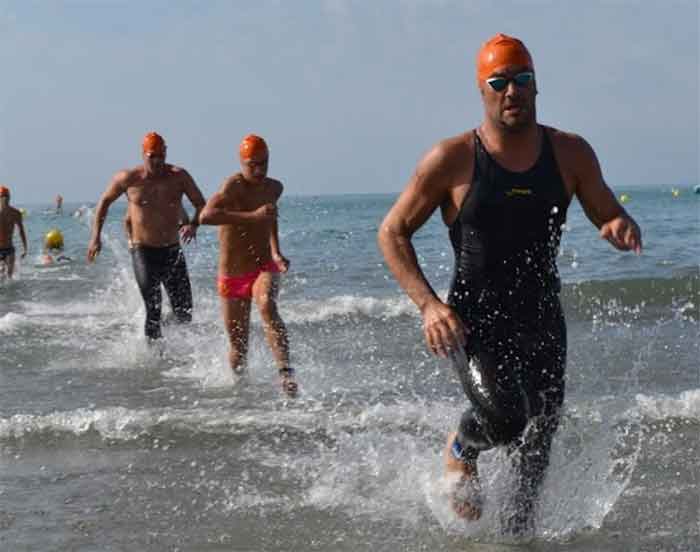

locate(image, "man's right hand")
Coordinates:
87 238 101 263
252 203 277 221
421 299 469 358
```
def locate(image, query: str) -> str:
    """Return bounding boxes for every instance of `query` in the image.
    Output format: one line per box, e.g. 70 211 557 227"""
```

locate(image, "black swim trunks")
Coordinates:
0 246 15 261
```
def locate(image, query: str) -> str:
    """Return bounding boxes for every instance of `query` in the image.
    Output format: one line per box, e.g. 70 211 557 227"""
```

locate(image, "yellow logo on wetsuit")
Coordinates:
506 187 533 197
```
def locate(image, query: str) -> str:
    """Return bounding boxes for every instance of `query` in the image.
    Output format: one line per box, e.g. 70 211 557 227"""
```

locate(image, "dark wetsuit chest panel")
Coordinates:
448 128 570 307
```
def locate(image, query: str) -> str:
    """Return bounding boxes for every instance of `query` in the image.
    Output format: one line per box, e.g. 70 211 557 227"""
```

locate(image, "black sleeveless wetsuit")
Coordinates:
131 243 193 340
448 127 570 533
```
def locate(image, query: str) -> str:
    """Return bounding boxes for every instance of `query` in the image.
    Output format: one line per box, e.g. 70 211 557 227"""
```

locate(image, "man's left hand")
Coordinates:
273 253 290 273
600 215 642 254
179 224 198 244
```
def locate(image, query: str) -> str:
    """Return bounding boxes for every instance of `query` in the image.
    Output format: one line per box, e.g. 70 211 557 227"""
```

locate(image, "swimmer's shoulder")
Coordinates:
218 173 245 202
113 166 146 191
9 206 23 220
545 125 598 175
441 130 475 158
265 178 283 199
222 172 244 189
426 131 474 168
418 130 475 186
167 164 194 182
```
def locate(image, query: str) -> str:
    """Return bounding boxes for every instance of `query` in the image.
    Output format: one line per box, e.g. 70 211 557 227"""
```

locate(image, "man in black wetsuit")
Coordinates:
87 132 206 341
378 34 642 534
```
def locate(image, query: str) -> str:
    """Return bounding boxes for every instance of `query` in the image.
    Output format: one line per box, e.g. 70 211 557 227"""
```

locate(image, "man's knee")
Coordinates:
256 299 279 324
464 407 529 448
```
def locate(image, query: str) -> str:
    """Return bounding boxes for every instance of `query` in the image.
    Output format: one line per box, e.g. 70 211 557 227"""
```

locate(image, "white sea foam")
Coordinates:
0 312 27 332
635 388 700 420
280 294 424 323
0 406 148 440
0 403 322 442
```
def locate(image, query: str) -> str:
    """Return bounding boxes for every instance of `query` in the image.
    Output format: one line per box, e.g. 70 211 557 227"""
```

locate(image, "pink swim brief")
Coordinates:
217 260 280 300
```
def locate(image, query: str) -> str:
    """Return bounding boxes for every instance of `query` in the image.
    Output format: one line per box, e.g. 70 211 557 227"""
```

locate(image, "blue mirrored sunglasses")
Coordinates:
485 71 534 92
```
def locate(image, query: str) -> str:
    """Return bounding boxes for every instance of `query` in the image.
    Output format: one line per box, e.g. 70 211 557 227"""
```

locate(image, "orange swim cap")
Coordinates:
142 132 166 155
239 134 268 161
0 186 9 197
476 33 533 82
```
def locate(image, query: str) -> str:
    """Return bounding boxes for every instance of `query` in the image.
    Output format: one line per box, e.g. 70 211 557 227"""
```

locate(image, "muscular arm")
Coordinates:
572 137 642 253
15 211 27 258
378 142 468 357
87 171 127 261
378 146 451 312
181 170 206 227
199 177 274 226
270 215 283 257
269 182 289 271
16 212 27 256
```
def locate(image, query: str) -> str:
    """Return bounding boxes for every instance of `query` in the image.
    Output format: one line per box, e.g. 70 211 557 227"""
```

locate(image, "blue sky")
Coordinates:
1 1 698 202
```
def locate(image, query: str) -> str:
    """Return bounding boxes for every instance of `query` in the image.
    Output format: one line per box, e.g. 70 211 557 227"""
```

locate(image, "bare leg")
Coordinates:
444 432 482 520
6 252 15 279
252 271 296 396
221 297 251 375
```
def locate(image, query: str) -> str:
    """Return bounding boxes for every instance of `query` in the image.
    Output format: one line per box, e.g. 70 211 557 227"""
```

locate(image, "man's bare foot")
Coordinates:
279 368 298 397
444 432 482 520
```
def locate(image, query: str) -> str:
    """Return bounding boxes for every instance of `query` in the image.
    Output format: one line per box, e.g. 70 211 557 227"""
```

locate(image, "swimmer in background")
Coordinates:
55 194 64 215
73 206 88 219
41 229 72 265
87 132 206 341
0 186 28 279
199 134 297 396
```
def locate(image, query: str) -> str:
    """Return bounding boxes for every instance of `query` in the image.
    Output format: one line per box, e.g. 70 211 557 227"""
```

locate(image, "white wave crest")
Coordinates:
0 312 27 332
635 388 700 420
280 294 426 323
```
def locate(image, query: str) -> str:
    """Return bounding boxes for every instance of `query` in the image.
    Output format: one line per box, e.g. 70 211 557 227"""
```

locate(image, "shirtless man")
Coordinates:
87 132 206 341
378 34 641 534
0 186 28 279
199 134 296 396
55 194 64 215
124 203 191 250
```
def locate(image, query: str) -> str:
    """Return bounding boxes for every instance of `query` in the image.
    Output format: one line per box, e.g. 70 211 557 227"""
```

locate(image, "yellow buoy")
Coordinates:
619 193 630 204
45 228 64 250
671 188 680 197
19 207 27 217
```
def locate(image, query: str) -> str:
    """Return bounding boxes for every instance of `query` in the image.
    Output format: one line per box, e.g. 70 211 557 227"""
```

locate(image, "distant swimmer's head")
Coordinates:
476 34 537 130
44 228 64 251
239 134 269 181
0 186 9 201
